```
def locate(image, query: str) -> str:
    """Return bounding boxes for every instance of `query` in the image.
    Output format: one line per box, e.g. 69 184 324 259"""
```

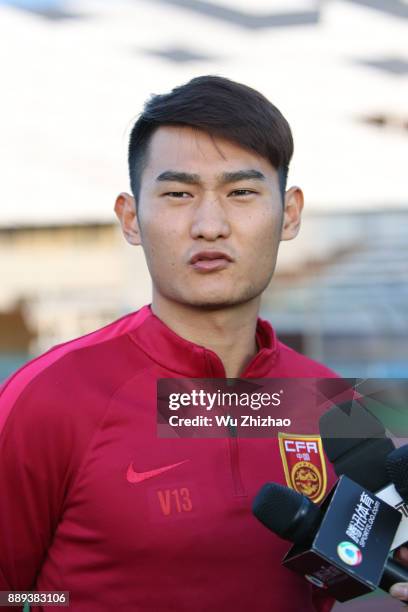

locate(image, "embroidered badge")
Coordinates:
278 433 328 503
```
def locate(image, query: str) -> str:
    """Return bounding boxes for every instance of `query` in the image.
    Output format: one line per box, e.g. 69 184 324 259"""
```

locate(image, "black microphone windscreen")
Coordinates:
319 402 395 491
332 437 395 492
252 482 322 544
386 444 408 502
319 402 388 462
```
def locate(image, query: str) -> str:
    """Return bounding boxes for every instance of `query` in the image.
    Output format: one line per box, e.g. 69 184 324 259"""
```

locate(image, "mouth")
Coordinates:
189 250 233 273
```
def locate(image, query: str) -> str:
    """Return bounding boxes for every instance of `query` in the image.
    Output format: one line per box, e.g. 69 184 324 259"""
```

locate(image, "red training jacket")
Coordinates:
0 305 338 612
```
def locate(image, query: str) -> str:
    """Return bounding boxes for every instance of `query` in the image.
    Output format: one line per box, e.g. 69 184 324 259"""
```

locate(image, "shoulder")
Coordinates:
0 306 150 436
257 315 339 379
276 339 340 378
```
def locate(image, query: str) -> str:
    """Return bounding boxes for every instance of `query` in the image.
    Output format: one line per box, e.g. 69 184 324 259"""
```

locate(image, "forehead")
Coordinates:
144 125 278 180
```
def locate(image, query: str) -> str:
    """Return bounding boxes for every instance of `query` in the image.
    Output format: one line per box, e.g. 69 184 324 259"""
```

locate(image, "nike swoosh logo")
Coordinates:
126 459 189 484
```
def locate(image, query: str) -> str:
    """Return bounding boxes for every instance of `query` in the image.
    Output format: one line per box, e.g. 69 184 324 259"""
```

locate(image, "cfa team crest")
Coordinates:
278 433 327 503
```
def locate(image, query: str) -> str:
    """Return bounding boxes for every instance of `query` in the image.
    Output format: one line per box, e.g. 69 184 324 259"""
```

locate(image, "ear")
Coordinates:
280 186 304 241
114 192 142 246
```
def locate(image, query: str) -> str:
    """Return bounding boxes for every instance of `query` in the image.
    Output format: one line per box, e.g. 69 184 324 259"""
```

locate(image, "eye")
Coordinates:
229 189 257 197
163 191 192 198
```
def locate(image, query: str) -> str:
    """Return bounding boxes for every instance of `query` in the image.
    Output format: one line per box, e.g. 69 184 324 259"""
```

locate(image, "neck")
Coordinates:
151 293 261 378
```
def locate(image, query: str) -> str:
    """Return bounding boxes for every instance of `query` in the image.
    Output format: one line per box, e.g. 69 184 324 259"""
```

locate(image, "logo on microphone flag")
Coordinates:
337 542 363 566
278 433 327 503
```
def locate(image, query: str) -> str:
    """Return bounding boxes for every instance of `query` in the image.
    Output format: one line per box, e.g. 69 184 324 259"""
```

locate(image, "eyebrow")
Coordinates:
219 170 266 184
156 171 200 184
155 169 266 185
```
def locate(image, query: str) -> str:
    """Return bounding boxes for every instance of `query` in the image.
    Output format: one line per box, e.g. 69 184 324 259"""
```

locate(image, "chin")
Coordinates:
180 293 256 310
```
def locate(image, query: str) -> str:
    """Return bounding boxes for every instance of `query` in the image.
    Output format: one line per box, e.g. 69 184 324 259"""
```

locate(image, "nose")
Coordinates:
190 193 231 241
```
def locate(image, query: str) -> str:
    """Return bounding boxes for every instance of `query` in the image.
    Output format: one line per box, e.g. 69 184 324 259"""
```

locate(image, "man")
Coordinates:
0 75 345 611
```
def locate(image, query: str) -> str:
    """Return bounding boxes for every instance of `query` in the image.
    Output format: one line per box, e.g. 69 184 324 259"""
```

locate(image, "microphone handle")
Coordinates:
380 557 408 604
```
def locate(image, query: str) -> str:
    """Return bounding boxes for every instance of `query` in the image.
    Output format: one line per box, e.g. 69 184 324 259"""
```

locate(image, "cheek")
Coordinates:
244 212 281 259
140 216 183 271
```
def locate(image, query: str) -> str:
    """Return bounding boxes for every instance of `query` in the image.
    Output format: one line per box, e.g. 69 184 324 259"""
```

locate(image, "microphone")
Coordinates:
319 403 408 549
253 482 321 544
319 401 395 491
253 481 404 602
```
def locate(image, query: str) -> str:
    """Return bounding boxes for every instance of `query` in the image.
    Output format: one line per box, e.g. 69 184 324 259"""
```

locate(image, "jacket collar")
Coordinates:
129 304 279 378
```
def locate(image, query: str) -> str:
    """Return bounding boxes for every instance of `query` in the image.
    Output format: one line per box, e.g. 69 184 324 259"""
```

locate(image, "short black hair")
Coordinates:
128 75 294 203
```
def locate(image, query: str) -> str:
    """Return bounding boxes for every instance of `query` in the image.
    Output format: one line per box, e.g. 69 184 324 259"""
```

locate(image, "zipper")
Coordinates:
224 376 246 497
204 351 247 497
226 416 246 497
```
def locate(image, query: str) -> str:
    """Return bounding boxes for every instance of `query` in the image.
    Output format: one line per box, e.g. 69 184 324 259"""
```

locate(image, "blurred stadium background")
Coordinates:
1 0 407 383
0 3 407 607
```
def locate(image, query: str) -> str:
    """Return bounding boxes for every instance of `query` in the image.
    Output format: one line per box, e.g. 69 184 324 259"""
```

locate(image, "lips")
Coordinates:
189 250 233 273
189 250 233 265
